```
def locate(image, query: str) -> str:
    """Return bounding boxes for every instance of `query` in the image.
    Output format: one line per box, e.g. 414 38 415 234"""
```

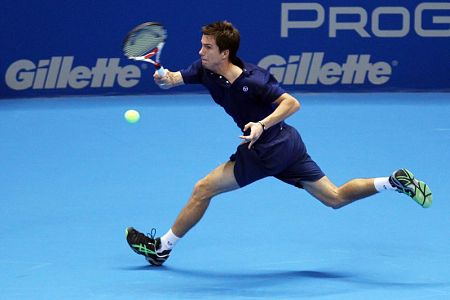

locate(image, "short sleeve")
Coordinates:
259 72 286 104
180 59 204 84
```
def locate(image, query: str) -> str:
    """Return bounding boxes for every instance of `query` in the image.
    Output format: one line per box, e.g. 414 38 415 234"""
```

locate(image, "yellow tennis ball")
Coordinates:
124 109 140 123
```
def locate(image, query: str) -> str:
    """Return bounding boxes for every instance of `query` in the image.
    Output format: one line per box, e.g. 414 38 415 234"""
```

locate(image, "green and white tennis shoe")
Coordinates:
389 168 432 208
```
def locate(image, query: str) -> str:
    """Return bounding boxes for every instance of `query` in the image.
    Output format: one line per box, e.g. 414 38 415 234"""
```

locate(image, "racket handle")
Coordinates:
157 66 166 77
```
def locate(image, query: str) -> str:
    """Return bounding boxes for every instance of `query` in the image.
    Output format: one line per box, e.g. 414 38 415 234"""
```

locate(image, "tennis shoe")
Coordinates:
125 227 171 266
389 169 432 208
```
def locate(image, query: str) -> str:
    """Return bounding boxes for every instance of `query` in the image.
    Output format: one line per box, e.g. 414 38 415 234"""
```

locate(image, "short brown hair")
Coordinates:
202 21 240 61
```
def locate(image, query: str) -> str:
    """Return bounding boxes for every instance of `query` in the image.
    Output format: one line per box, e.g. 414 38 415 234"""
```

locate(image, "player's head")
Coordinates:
200 21 240 64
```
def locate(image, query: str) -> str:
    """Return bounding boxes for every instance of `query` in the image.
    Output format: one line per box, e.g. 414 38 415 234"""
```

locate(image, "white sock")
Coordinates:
159 229 180 252
374 177 396 192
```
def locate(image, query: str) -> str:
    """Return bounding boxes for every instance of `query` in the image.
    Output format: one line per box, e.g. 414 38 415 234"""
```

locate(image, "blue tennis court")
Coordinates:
1 92 449 299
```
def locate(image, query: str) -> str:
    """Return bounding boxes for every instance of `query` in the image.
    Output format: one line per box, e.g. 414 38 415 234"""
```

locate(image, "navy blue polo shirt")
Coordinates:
180 58 286 137
180 58 324 188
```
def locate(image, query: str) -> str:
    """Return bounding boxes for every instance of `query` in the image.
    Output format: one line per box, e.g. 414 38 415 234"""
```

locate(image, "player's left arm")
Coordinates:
240 93 300 148
259 93 301 130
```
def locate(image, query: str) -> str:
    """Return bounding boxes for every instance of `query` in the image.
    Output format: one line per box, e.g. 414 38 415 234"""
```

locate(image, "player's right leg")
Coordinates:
126 160 240 265
171 160 240 237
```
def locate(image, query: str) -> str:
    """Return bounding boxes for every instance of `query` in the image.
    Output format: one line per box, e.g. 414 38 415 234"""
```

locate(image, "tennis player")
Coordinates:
126 21 432 266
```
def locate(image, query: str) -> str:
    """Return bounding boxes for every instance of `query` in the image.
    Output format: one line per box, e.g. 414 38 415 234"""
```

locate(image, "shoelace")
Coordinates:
146 228 169 258
391 173 416 197
147 228 157 240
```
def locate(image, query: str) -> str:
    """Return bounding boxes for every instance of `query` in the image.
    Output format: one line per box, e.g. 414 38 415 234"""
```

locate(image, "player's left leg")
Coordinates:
300 176 378 209
301 169 432 209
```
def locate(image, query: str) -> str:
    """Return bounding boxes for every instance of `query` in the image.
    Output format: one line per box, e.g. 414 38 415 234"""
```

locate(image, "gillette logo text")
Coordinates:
258 52 393 85
5 56 141 90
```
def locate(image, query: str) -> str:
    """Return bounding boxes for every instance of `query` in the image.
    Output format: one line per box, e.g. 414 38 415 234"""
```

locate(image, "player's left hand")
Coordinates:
239 122 264 149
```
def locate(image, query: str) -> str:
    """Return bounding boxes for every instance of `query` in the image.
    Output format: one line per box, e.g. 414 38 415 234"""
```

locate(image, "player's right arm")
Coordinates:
154 70 184 89
155 60 203 89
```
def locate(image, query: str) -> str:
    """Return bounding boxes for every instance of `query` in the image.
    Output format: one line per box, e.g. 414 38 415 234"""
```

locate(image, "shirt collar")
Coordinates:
204 57 249 81
233 57 249 76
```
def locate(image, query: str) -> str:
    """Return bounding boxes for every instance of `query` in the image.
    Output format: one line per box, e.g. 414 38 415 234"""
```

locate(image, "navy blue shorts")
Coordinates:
230 124 325 188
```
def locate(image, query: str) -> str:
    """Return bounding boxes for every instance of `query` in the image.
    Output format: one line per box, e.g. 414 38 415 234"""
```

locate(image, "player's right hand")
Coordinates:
153 69 171 89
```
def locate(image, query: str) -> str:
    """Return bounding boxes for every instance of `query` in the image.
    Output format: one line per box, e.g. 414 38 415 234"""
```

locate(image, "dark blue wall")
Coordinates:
1 0 449 98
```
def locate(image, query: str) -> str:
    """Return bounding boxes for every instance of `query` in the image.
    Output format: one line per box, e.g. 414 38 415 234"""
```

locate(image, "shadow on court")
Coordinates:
118 265 449 299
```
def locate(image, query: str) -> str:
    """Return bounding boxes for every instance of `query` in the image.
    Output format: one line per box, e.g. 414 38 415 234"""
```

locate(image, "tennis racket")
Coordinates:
123 22 167 77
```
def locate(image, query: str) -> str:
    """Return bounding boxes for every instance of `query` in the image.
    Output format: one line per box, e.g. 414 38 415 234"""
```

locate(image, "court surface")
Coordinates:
1 92 449 299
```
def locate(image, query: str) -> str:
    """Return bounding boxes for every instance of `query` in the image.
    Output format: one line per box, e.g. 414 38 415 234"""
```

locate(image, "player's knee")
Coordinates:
321 192 344 210
321 199 341 210
192 178 215 201
328 202 344 210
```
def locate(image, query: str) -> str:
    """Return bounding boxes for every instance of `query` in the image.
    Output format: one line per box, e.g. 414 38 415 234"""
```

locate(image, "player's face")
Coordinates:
199 35 227 70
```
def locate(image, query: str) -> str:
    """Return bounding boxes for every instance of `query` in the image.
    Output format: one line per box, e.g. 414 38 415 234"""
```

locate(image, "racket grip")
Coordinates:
157 66 166 77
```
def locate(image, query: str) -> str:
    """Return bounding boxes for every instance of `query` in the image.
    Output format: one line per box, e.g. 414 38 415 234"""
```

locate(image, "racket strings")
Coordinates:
124 26 166 57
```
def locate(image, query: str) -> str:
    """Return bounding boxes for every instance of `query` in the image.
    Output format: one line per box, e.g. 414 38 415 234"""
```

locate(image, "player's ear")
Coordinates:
222 49 229 59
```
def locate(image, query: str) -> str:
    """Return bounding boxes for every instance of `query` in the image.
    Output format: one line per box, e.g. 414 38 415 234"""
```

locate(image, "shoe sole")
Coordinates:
415 180 432 208
401 169 432 208
145 256 164 266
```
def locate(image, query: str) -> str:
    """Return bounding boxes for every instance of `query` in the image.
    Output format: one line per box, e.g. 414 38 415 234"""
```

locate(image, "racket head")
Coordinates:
123 22 167 59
